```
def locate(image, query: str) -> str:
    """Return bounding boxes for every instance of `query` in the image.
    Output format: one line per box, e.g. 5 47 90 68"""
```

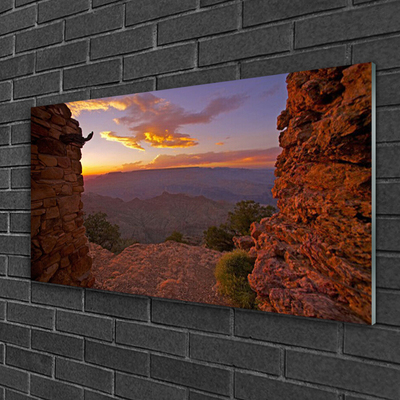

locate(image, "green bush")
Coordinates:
215 250 257 309
165 231 185 243
204 224 235 252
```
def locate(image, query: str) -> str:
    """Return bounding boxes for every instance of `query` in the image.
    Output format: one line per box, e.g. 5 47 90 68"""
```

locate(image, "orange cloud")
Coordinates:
71 92 248 151
145 147 280 169
215 142 224 146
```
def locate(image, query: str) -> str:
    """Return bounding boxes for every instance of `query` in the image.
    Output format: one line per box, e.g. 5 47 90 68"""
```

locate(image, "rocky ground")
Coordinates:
89 241 231 307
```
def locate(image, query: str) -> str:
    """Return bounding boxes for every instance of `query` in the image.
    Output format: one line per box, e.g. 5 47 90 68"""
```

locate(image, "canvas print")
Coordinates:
31 62 375 324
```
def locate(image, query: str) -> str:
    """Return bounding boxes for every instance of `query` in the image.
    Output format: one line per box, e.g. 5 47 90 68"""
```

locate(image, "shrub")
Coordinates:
215 250 257 309
165 231 185 243
204 224 235 252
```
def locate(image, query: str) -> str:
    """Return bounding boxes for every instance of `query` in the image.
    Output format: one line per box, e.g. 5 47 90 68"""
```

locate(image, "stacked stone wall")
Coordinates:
31 104 93 287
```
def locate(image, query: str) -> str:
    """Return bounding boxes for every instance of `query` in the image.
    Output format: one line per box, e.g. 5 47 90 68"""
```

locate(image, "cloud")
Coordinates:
145 147 281 169
215 142 225 146
260 83 281 99
99 131 145 151
121 161 143 171
69 92 248 151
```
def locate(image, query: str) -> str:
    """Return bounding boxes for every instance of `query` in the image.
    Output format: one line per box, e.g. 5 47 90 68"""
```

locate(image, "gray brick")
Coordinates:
189 392 222 400
151 355 231 396
0 256 6 275
0 36 13 58
14 71 60 99
116 320 186 356
201 0 228 6
0 6 35 36
32 329 84 360
199 24 291 66
0 82 11 102
6 346 53 376
38 0 90 23
377 289 400 326
31 375 84 400
66 5 123 41
244 0 346 27
242 46 347 79
3 389 32 400
0 322 30 347
158 65 236 90
353 35 400 71
126 0 197 26
353 0 374 3
377 145 400 178
91 79 154 99
0 126 10 146
0 235 29 255
84 391 114 400
11 167 30 189
377 73 400 107
0 146 30 167
56 358 113 393
0 191 30 210
91 25 153 60
0 99 35 124
85 289 149 320
235 372 337 400
0 0 12 13
8 302 54 329
159 5 237 45
0 365 28 393
37 89 89 107
32 282 83 310
152 299 231 334
124 43 196 80
190 334 280 374
377 256 400 290
116 373 186 400
0 301 5 319
0 213 7 232
286 350 400 399
377 182 400 215
85 340 148 375
0 54 34 81
93 0 119 7
295 2 400 48
16 22 63 53
64 60 121 90
235 309 338 351
10 212 30 233
16 0 36 5
377 218 400 252
11 124 30 145
57 310 113 341
0 278 29 300
344 324 400 363
377 108 400 143
37 41 88 72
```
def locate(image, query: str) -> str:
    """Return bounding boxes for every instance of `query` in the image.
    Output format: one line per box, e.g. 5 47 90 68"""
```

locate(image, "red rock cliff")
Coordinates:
249 64 372 323
31 104 94 287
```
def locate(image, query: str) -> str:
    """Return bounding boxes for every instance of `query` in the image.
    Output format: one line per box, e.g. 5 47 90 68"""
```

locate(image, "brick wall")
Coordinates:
0 0 399 399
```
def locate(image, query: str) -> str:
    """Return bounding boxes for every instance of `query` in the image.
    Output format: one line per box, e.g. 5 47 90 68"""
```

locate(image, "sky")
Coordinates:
66 73 288 177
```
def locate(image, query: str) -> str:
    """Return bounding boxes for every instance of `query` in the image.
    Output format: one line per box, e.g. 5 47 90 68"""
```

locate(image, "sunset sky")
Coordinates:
66 73 288 176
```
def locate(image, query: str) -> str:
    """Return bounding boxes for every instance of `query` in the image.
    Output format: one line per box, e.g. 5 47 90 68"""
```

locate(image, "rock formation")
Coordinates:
31 104 94 287
248 63 372 323
89 241 230 306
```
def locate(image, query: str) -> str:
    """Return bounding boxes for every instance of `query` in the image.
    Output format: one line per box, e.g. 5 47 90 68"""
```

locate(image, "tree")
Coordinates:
84 212 123 253
204 201 276 251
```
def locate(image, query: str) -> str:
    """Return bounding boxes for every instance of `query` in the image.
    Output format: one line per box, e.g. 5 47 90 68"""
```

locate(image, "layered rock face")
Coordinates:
31 104 94 287
248 64 372 323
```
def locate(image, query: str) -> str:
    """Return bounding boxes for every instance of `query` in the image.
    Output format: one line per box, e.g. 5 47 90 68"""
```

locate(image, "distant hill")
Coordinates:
82 191 235 244
83 167 276 205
